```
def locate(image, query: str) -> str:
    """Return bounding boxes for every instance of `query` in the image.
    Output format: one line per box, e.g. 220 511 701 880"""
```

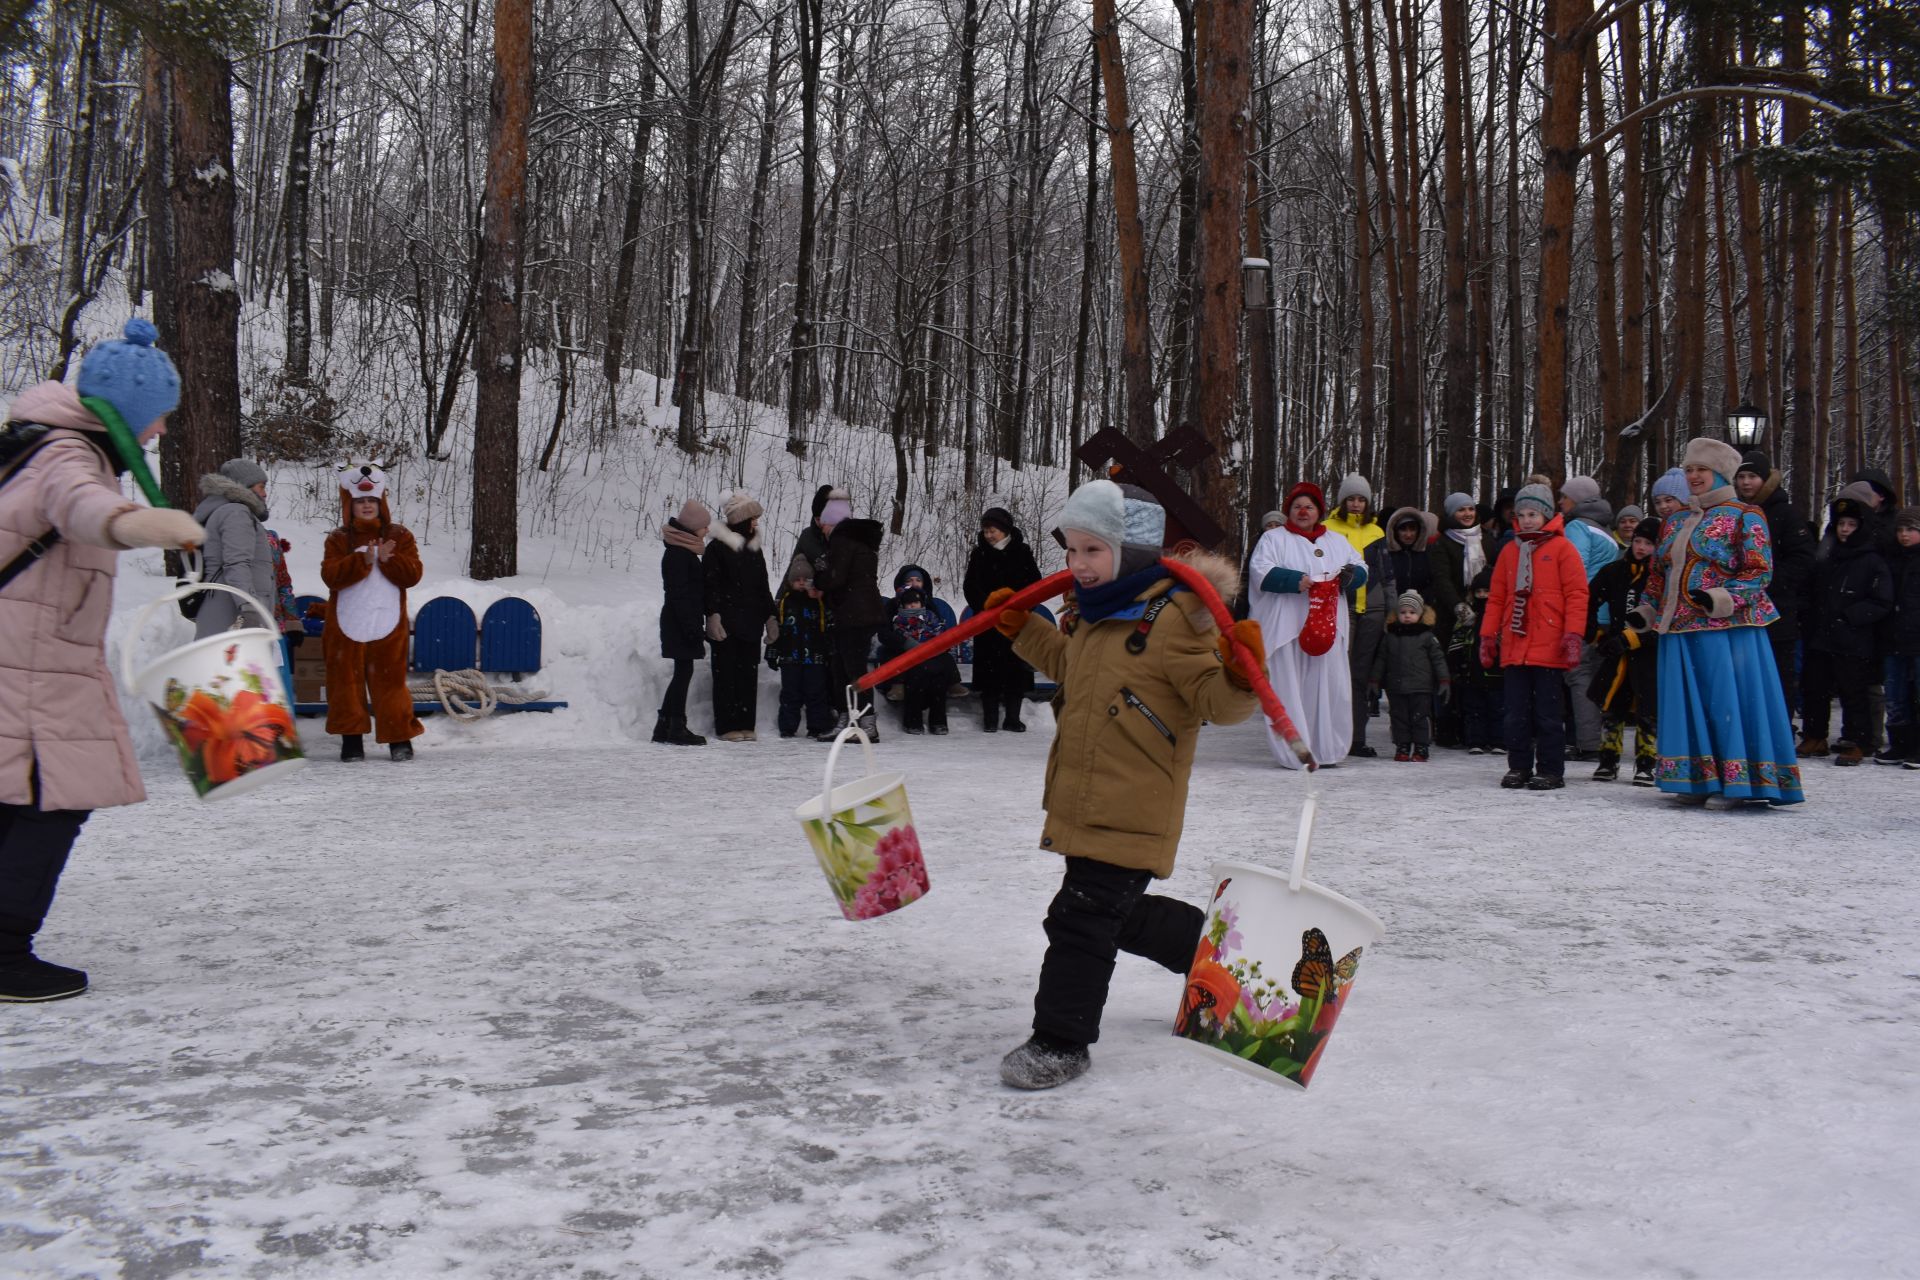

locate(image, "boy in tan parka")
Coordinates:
984 480 1263 1089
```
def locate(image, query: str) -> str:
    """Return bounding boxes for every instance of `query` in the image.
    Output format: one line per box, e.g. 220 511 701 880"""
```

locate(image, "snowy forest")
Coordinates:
0 0 1916 570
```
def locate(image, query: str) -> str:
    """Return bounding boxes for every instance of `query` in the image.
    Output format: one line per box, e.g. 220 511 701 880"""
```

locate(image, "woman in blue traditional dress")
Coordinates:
1629 437 1805 806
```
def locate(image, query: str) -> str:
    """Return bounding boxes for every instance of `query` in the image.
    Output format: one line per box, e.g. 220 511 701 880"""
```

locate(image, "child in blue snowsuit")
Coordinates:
877 587 959 734
770 555 834 738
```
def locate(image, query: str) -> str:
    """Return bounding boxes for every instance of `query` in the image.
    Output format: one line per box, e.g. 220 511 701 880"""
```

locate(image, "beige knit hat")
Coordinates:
1681 437 1743 483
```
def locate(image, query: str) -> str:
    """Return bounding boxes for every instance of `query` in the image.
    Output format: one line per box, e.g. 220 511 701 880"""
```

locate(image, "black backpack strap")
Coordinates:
0 426 76 597
0 530 62 594
1125 593 1176 654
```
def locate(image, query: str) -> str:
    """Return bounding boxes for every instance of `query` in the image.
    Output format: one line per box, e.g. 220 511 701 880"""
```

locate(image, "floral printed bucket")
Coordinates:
794 726 929 920
123 578 306 800
1171 794 1384 1088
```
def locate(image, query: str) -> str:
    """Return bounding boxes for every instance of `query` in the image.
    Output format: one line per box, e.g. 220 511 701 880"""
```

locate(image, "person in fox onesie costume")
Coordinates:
322 461 423 761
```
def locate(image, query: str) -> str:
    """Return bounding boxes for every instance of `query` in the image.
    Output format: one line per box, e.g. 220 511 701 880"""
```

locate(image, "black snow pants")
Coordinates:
1031 856 1204 1046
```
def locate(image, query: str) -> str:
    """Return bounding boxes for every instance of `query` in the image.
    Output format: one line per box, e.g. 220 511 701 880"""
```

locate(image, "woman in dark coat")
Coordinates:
813 491 886 738
963 506 1043 731
704 490 776 740
656 499 711 746
1799 492 1895 763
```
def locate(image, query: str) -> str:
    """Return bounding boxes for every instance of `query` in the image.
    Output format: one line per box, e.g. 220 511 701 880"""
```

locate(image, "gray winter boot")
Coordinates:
999 1035 1091 1090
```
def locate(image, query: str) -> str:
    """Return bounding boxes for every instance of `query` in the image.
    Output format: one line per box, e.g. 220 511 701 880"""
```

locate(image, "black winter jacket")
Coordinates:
1372 621 1449 694
703 522 775 639
659 533 706 661
1753 472 1816 634
815 517 886 628
963 528 1043 693
1886 542 1920 658
1805 534 1893 659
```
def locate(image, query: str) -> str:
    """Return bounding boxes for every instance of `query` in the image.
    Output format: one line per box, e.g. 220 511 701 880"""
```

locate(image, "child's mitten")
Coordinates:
1479 634 1499 670
1559 632 1584 666
983 587 1029 639
1214 619 1266 691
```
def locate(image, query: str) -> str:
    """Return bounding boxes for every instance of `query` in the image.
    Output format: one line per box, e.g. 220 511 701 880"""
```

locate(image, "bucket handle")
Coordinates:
119 552 286 693
1289 791 1320 892
818 723 880 820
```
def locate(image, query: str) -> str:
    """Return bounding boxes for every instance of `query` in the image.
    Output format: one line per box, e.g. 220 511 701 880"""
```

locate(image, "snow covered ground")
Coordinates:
6 690 1919 1278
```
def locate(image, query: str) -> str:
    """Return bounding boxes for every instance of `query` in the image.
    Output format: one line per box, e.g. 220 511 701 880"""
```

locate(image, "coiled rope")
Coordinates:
407 669 551 722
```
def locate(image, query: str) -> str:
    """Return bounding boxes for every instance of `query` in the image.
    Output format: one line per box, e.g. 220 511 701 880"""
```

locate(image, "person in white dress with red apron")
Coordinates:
1248 482 1366 768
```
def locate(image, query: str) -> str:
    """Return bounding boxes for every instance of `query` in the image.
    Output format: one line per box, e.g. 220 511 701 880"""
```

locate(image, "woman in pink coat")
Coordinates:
0 318 205 1002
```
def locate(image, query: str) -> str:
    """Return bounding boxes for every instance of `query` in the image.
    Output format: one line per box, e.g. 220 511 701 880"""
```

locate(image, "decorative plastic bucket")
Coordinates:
123 575 306 800
794 726 929 920
1170 794 1384 1088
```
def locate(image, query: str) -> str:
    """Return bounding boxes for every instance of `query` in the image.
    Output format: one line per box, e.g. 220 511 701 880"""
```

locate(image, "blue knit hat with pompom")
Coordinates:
77 317 180 431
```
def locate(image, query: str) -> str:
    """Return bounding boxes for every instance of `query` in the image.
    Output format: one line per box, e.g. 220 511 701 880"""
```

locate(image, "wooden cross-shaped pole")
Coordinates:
1077 426 1228 552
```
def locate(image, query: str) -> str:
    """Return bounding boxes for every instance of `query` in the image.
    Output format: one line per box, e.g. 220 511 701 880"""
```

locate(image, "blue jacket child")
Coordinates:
878 587 961 735
772 554 835 739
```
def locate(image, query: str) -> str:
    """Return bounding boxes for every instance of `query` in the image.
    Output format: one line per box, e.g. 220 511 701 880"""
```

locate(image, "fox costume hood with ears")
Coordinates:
338 459 394 527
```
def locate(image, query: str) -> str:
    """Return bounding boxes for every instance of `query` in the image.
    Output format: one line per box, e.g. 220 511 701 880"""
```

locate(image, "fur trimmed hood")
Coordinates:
1163 549 1239 636
706 520 761 553
196 470 266 519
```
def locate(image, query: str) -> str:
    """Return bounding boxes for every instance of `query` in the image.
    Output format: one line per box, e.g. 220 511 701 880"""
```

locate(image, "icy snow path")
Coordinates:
4 713 1918 1279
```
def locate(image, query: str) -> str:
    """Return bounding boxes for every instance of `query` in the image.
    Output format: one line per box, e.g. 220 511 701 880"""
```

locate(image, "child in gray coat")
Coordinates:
1372 590 1450 761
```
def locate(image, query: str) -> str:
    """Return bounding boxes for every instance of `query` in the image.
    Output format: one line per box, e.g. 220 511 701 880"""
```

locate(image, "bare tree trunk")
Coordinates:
1734 33 1770 426
1841 189 1861 477
1092 0 1155 445
733 10 783 400
1440 0 1473 499
1813 193 1839 491
1069 43 1099 467
50 2 102 382
1246 160 1277 547
1617 5 1648 491
1531 0 1594 488
603 0 662 389
1190 0 1250 537
1337 0 1377 483
1586 39 1624 500
1783 7 1815 518
470 0 532 581
283 0 349 385
148 43 244 515
786 0 826 454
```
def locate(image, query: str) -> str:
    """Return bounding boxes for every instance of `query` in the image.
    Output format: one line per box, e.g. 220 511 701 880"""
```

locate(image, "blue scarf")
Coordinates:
1076 563 1175 624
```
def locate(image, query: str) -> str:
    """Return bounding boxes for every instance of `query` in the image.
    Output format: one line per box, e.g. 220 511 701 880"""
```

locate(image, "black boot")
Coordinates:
901 703 926 735
389 740 414 762
665 716 707 746
0 916 86 1003
1632 754 1657 786
1874 724 1915 765
652 712 673 744
1002 695 1026 733
340 734 365 762
1593 751 1619 782
929 696 949 736
982 695 1000 733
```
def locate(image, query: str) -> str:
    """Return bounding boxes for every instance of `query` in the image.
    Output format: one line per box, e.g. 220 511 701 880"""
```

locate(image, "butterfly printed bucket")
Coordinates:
122 570 306 801
793 724 930 920
1171 794 1384 1088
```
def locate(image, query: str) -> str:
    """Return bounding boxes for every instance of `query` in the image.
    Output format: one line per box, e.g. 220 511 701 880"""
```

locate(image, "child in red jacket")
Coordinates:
1481 483 1590 790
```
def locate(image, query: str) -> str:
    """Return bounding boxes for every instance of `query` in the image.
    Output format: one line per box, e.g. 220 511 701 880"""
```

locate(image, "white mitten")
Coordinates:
110 507 206 550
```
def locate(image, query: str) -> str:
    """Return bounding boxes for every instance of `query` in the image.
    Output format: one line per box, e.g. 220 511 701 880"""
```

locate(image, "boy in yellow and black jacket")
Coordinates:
983 480 1262 1090
1585 516 1661 783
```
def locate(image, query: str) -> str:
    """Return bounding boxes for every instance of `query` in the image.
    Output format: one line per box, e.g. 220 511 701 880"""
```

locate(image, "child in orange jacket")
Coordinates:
1481 483 1590 790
